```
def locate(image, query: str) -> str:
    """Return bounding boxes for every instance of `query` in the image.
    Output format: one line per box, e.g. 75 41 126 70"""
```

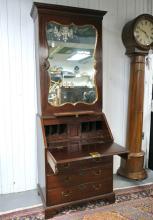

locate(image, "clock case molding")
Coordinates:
31 3 128 218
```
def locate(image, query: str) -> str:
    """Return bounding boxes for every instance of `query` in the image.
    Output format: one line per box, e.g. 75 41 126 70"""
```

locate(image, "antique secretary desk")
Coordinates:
31 2 128 218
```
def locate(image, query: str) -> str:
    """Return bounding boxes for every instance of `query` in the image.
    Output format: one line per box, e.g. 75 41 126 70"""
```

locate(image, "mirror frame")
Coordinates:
32 3 107 116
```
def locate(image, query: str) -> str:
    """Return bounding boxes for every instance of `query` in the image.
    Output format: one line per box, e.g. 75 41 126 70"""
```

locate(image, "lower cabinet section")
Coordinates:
46 179 113 206
46 158 113 206
45 151 115 207
36 115 128 218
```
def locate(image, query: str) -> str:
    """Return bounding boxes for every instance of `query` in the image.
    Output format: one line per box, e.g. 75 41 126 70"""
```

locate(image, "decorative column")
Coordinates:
118 54 147 180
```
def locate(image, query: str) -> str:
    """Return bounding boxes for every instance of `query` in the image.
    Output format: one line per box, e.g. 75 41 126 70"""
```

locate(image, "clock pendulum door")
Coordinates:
118 14 153 180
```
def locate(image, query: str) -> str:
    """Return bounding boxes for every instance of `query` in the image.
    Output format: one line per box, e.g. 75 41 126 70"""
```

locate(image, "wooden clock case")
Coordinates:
118 14 153 180
31 2 128 218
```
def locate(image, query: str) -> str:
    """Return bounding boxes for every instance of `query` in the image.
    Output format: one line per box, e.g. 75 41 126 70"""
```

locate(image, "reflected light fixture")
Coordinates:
48 25 74 43
68 51 91 61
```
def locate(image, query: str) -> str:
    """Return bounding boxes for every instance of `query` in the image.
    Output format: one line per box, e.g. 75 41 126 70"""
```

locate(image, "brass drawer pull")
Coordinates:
90 152 101 158
93 169 101 176
93 183 102 191
62 191 71 197
62 163 70 169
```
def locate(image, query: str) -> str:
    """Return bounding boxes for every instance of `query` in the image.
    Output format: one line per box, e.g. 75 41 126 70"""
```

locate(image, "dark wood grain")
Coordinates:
46 179 113 206
48 143 128 164
46 162 113 189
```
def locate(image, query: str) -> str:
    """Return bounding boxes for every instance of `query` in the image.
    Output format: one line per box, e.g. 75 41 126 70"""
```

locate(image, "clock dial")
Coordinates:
134 19 153 46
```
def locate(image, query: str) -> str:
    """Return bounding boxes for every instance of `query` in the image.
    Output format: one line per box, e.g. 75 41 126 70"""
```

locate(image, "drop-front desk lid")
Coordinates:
47 142 128 174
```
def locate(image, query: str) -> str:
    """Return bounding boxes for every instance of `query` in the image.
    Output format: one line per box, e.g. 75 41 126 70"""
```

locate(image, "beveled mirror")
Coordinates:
46 22 97 106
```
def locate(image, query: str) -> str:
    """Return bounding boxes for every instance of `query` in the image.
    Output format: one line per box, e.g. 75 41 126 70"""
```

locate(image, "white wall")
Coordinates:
0 0 152 194
142 55 153 167
0 0 37 194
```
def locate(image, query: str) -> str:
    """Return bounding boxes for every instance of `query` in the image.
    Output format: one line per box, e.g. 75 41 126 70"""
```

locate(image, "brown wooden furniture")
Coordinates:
118 14 153 180
118 55 147 180
31 2 128 218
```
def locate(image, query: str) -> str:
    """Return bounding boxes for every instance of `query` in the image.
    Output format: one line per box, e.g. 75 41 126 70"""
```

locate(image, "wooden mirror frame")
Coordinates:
31 3 106 116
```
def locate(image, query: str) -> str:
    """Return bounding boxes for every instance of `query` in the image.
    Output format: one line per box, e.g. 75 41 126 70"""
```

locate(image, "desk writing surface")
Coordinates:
48 142 128 164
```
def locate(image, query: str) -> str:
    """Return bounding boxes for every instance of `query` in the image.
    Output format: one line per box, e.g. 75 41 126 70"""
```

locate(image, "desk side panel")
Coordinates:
36 115 46 202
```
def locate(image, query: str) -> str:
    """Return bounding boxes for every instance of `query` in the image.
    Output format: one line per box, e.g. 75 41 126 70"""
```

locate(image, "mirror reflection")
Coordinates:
46 22 97 106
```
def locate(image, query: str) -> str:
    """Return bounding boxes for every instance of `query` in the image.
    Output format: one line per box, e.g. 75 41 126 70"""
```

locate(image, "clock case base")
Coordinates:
117 153 147 180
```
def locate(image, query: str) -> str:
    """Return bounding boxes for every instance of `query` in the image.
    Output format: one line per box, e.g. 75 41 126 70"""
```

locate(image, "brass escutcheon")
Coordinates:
90 152 101 158
93 183 102 191
93 169 101 176
62 163 70 169
62 191 71 197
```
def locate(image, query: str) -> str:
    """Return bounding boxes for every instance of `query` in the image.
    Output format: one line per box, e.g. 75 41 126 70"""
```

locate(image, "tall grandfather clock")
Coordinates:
118 14 153 180
31 2 128 218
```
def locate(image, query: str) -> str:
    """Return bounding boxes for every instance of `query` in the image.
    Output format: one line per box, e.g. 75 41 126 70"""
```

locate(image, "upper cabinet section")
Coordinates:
31 2 106 116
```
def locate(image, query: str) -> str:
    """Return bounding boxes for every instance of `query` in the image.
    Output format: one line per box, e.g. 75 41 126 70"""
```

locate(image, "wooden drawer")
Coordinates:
47 149 112 174
47 164 112 189
47 143 128 175
58 157 112 172
46 179 113 206
81 130 110 139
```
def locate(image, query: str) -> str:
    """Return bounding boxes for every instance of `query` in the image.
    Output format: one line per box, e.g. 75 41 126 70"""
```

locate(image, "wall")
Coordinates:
142 55 153 166
0 0 152 194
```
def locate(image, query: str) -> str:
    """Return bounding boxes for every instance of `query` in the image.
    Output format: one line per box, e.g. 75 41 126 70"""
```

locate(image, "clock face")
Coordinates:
134 18 153 46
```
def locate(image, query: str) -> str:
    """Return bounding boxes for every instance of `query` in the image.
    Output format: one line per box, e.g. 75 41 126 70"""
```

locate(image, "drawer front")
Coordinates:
57 157 113 173
47 163 112 189
46 179 113 206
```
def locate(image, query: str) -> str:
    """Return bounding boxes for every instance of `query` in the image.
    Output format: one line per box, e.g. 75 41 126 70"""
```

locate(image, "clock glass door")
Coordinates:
134 19 153 46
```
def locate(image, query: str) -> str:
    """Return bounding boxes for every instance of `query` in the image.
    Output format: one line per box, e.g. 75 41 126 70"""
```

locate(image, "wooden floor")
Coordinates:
0 169 153 214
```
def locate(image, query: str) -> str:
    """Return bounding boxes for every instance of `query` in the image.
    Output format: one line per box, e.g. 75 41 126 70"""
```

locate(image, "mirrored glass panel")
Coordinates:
46 22 97 106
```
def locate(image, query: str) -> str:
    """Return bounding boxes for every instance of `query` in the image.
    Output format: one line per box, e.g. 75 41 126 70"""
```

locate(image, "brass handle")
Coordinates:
93 183 102 191
93 169 101 176
62 191 71 197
